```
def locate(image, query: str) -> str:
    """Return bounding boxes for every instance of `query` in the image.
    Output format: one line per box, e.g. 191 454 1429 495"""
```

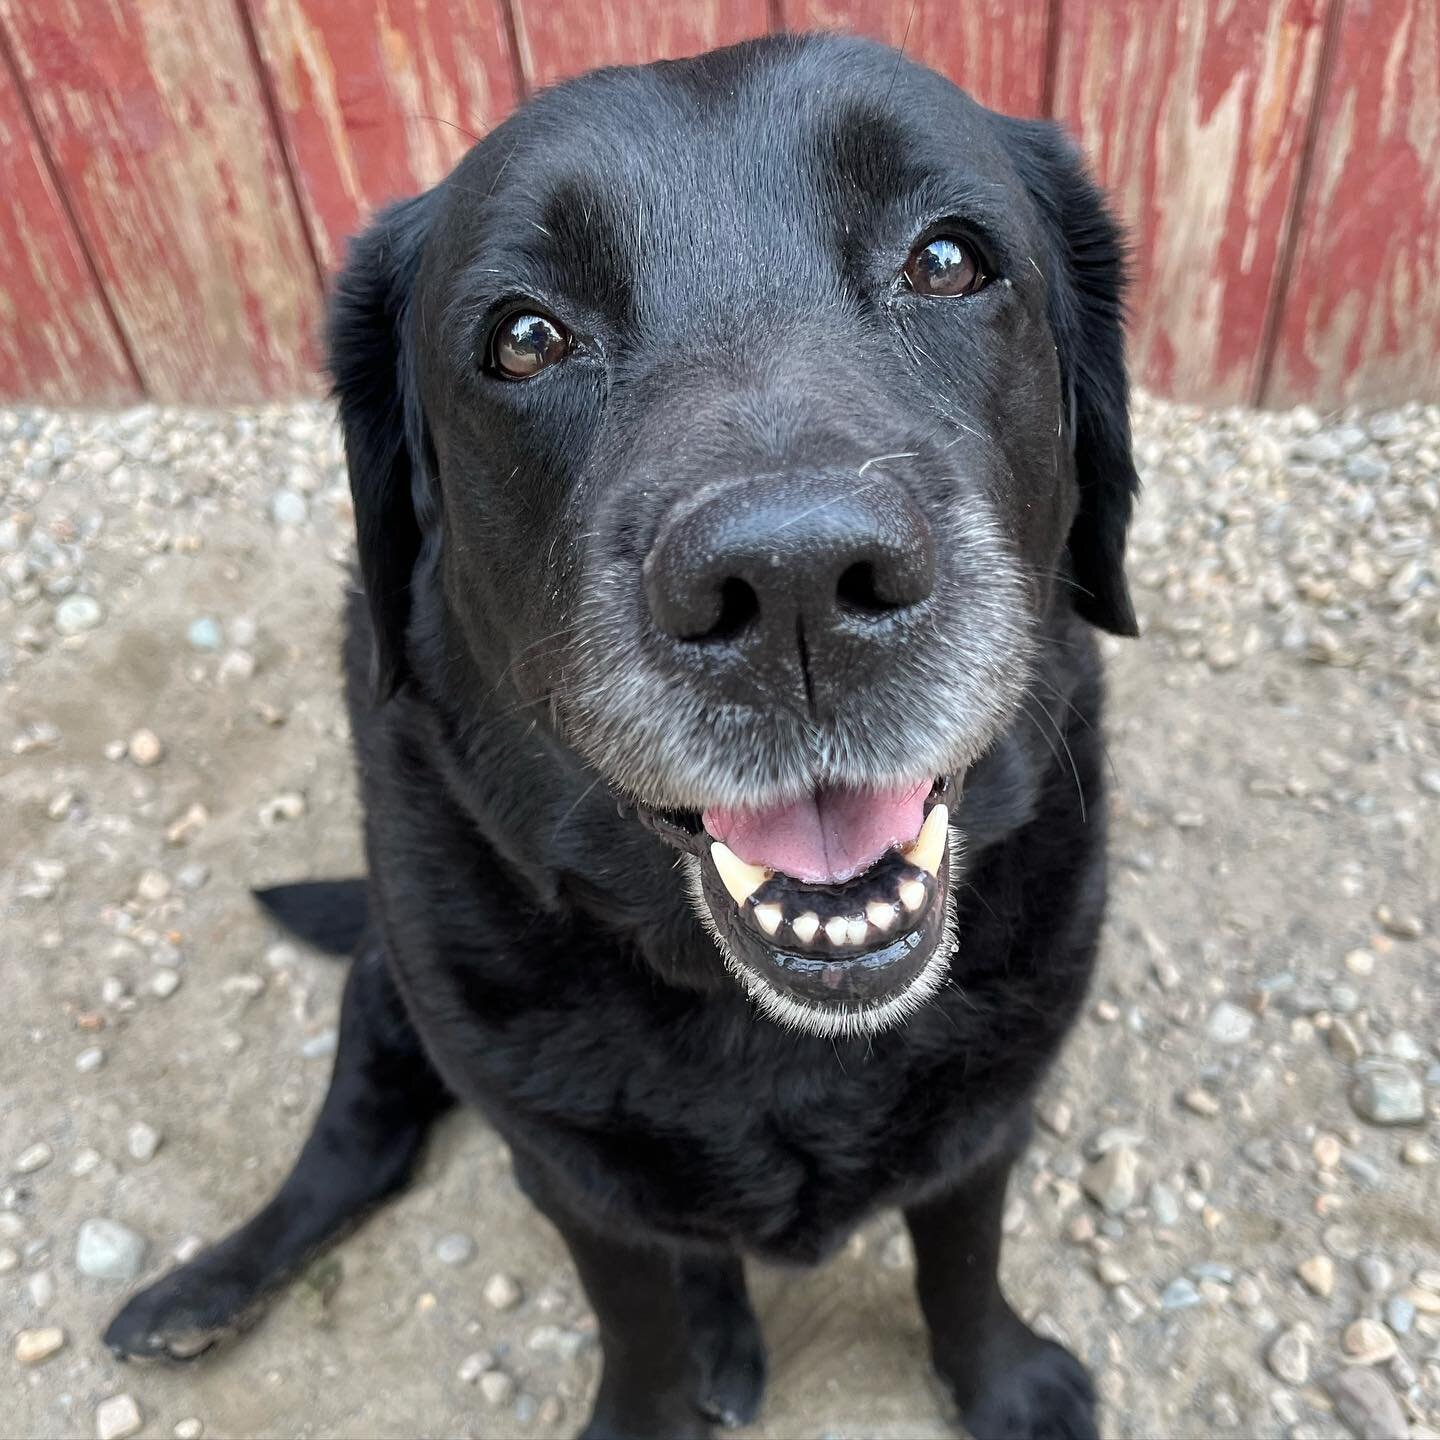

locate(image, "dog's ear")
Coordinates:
328 190 437 697
998 118 1140 637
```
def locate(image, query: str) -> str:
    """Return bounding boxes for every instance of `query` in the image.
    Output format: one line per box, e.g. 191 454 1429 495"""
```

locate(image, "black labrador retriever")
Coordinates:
106 33 1139 1440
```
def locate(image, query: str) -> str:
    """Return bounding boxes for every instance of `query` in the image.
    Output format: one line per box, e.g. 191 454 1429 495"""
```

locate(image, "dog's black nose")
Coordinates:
644 472 936 686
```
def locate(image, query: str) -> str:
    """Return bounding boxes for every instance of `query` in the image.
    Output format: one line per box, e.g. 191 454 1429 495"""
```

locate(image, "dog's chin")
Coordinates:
660 781 959 1039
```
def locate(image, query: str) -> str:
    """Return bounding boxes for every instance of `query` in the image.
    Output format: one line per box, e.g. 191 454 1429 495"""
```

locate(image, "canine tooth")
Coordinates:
899 878 927 913
792 912 820 944
866 900 898 931
825 916 849 946
846 918 869 947
904 803 949 877
710 842 769 905
753 902 783 936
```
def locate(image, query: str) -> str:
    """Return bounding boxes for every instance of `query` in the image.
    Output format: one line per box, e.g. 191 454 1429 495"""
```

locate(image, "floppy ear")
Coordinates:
328 190 437 697
999 118 1140 637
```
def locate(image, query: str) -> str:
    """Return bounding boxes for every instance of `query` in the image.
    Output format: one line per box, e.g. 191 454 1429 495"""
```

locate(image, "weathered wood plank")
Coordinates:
0 53 138 404
0 0 322 403
512 0 770 90
1052 0 1329 405
778 0 1051 116
1264 0 1440 407
244 0 518 272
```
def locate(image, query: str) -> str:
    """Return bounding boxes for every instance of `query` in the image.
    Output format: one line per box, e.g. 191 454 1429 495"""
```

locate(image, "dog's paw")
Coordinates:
104 1259 267 1363
949 1336 1097 1440
693 1313 766 1428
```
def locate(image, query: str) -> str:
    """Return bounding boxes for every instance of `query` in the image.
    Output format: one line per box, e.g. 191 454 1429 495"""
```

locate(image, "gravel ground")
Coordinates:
1 393 1438 1440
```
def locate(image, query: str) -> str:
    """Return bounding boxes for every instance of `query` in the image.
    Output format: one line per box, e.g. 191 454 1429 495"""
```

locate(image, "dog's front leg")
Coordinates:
905 1141 1098 1440
515 1157 711 1440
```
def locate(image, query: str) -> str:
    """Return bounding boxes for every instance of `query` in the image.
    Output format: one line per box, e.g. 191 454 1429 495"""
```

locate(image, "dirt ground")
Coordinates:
2 395 1437 1440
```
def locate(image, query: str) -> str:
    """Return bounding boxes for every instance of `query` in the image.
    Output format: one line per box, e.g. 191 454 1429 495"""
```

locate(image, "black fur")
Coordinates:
107 35 1138 1440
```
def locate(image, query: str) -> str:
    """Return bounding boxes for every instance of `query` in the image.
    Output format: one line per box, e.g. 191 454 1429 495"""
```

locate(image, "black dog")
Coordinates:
106 33 1138 1440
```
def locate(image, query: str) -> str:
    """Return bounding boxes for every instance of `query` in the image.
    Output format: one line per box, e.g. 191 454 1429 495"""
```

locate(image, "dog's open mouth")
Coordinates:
635 777 958 1036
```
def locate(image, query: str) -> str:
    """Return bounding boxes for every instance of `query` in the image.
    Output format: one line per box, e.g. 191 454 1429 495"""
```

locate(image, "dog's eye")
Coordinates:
903 236 986 298
490 311 570 379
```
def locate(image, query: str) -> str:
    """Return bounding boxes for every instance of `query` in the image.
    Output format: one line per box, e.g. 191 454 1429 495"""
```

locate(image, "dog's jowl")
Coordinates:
106 34 1139 1440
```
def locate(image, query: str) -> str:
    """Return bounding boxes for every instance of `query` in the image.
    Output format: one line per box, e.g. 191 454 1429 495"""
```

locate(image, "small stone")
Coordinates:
1330 1018 1364 1061
76 1217 148 1281
1349 1062 1425 1126
126 1122 161 1164
55 594 104 634
1297 1255 1335 1298
1206 1001 1255 1045
27 1270 55 1310
174 1421 204 1440
514 1394 539 1424
270 489 309 526
1344 948 1376 977
1374 905 1424 940
1160 1277 1203 1311
1324 1224 1363 1260
0 1246 18 1274
1232 1275 1263 1309
479 1370 516 1406
15 1326 66 1366
1147 1182 1180 1228
458 1351 494 1383
1400 1138 1433 1166
1313 1133 1342 1169
1037 1099 1072 1137
435 1232 474 1266
13 1141 53 1174
1266 1324 1312 1385
484 1271 523 1311
186 616 223 651
1342 1317 1398 1365
75 1046 105 1073
1384 1295 1415 1335
1082 1146 1139 1214
1356 1256 1394 1294
301 1028 337 1059
1095 1256 1129 1286
1181 1085 1221 1117
95 1395 143 1440
259 790 306 825
151 969 182 999
1401 1284 1440 1314
1327 1367 1408 1440
136 868 171 901
128 728 164 766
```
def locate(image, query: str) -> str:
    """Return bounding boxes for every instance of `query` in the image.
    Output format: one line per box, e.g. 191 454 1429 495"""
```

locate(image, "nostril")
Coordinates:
836 560 899 616
676 576 760 643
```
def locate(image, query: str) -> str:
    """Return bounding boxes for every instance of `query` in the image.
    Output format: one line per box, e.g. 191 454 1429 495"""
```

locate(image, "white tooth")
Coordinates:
825 916 849 946
710 842 770 906
866 900 898 931
846 918 869 947
753 902 783 936
792 912 820 944
903 803 949 877
899 878 927 913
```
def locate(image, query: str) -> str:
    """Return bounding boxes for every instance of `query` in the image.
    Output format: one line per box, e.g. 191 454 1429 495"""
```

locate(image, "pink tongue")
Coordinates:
703 781 931 885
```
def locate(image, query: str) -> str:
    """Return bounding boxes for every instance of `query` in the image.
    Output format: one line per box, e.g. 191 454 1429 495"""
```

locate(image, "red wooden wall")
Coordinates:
0 0 1434 408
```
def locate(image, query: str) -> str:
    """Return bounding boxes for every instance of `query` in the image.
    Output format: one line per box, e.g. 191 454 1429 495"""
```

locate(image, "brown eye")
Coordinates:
490 311 570 379
903 236 986 297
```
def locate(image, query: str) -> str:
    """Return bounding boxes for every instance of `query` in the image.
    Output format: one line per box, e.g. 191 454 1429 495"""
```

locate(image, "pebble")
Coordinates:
1384 1295 1415 1335
13 1141 53 1174
479 1370 516 1406
259 790 307 824
1160 1277 1203 1311
95 1395 143 1440
126 1122 161 1164
1356 1256 1394 1294
1181 1085 1221 1117
14 1327 66 1366
1342 1317 1399 1365
1266 1324 1312 1385
76 1217 148 1281
1328 1368 1409 1440
1349 1062 1425 1125
1147 1182 1180 1227
484 1272 523 1311
151 969 182 998
458 1351 495 1383
1205 1000 1255 1044
1082 1146 1139 1214
75 1046 105 1073
186 616 223 651
1297 1255 1335 1298
434 1232 474 1266
174 1421 204 1439
127 727 164 765
55 594 104 634
271 489 309 526
0 1245 18 1274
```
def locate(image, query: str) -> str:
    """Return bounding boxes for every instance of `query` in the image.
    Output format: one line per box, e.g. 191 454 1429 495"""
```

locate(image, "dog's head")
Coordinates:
330 35 1138 1038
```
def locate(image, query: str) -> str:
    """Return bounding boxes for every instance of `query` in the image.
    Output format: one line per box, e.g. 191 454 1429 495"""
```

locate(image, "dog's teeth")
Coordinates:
710 842 769 905
846 918 869 947
899 878 927 913
753 902 783 936
866 900 898 931
792 912 820 944
825 916 849 946
903 803 949 877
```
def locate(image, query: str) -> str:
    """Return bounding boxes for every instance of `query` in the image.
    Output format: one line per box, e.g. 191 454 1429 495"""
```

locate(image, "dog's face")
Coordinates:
332 36 1138 1039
